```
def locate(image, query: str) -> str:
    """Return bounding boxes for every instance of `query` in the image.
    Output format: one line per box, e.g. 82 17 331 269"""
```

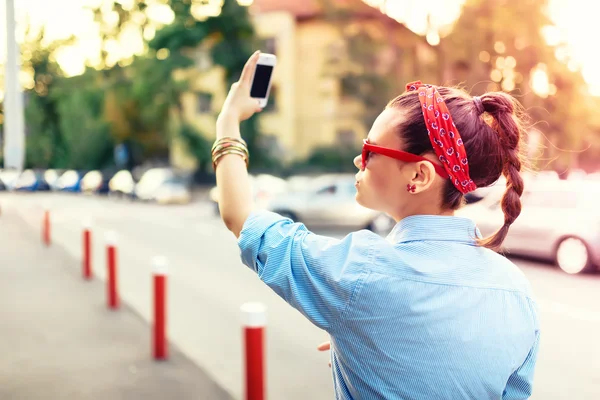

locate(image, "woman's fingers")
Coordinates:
317 341 331 351
317 341 332 368
239 50 260 86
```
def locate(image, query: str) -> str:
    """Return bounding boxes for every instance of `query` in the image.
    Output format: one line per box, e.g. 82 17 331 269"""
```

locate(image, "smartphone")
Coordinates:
250 53 277 108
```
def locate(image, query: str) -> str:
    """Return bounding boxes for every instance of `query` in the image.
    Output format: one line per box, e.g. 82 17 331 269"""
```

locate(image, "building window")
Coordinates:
264 85 278 112
337 129 356 147
197 92 213 113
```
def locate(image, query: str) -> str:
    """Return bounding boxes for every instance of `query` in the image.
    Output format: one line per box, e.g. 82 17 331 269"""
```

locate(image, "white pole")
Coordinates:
3 0 25 171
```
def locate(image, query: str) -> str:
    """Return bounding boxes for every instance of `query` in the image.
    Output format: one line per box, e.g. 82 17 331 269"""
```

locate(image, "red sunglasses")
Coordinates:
361 139 449 178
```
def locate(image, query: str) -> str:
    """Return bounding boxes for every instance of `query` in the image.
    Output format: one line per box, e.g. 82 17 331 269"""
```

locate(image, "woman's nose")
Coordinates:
353 154 362 170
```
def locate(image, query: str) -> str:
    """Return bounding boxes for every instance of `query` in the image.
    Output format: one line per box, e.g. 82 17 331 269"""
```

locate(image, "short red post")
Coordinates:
42 209 51 246
152 256 168 360
82 219 92 280
241 302 267 400
105 231 119 310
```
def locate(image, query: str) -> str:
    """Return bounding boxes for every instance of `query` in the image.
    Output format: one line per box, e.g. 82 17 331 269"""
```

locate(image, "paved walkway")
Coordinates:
0 209 232 400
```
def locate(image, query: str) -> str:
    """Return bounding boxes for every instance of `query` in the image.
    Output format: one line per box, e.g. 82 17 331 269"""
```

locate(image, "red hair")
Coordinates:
388 87 528 252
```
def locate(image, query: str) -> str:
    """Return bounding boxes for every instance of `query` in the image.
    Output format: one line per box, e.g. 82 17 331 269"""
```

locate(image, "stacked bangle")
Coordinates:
211 137 249 170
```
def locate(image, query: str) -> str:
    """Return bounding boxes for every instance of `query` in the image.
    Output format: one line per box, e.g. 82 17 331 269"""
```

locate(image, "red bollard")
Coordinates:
42 209 51 246
82 220 92 280
152 256 168 360
241 302 267 400
106 231 119 310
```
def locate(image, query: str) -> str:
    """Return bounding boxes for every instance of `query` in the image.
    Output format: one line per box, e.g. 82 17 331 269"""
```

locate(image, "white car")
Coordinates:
108 170 136 199
209 174 289 212
135 168 191 204
457 179 600 274
266 174 395 235
0 169 22 190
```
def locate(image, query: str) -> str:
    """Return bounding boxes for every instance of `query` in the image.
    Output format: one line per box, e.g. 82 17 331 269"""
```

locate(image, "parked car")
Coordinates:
44 169 65 190
209 173 289 213
457 179 600 274
134 168 191 204
14 169 51 191
81 170 114 195
0 169 21 191
266 173 395 236
286 174 317 193
108 170 136 199
55 170 83 192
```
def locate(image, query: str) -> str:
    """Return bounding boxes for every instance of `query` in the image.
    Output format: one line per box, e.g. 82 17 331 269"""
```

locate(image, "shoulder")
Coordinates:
240 210 380 243
239 209 385 263
479 246 536 298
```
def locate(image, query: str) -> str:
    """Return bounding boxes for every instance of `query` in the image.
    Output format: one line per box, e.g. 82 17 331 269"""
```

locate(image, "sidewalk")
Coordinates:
0 210 232 400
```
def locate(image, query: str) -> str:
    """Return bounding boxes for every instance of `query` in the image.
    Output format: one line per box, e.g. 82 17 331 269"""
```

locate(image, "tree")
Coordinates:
440 0 595 170
20 27 74 168
150 0 271 171
53 69 114 169
88 0 173 167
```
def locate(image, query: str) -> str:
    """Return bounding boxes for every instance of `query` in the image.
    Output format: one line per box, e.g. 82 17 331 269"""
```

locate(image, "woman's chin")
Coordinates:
355 190 367 207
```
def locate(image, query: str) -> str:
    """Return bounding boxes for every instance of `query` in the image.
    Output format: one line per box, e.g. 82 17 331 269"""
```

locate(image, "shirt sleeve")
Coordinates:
502 330 541 400
238 210 375 332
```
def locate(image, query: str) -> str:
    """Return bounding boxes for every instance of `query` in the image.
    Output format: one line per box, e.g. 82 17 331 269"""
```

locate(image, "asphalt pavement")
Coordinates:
1 192 599 400
0 209 232 400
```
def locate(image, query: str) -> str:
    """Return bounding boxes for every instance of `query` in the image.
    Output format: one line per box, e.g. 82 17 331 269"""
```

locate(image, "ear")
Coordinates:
407 161 436 193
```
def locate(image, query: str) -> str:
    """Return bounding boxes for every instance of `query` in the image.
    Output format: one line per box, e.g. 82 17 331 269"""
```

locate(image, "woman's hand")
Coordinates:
317 341 332 368
217 50 263 128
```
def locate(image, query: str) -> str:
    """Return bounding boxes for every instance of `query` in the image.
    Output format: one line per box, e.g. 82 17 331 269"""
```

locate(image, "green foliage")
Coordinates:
24 95 58 168
54 72 114 169
20 28 72 168
150 0 265 171
7 0 600 174
178 122 212 172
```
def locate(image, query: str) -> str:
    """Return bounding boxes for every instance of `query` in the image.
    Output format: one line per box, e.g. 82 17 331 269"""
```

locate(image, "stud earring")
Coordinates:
406 184 416 193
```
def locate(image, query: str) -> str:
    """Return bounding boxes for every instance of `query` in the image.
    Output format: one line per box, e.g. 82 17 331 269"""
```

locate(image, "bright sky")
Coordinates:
1 0 600 95
0 0 174 78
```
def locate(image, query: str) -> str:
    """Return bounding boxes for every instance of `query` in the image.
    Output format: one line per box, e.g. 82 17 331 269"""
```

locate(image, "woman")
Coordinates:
213 52 539 399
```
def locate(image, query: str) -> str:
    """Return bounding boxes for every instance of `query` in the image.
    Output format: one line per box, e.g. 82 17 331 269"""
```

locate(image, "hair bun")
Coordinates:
473 96 485 115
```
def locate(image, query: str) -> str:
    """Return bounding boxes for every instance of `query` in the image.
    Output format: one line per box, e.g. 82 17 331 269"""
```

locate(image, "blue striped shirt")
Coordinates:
238 211 540 399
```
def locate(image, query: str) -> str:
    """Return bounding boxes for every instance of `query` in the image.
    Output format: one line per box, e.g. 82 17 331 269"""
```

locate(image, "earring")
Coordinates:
406 184 416 193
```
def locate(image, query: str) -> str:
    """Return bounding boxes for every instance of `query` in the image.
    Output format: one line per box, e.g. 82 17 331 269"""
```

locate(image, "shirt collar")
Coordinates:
386 214 482 245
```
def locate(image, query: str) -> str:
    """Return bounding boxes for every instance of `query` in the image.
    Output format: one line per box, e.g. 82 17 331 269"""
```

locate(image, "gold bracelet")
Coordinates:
212 149 249 170
211 137 247 153
212 144 248 166
212 150 248 170
211 142 248 158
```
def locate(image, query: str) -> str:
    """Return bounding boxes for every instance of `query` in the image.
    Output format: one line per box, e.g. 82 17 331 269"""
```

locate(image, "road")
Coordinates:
1 192 598 400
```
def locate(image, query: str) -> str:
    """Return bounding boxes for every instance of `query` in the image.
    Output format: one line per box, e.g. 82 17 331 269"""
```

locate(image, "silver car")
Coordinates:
267 174 395 235
457 179 600 274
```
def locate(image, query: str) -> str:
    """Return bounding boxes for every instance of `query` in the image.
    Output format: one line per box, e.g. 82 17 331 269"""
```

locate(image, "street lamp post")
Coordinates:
3 0 25 171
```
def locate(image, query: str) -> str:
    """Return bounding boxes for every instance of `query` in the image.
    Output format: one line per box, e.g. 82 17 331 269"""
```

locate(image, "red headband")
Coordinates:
405 81 477 194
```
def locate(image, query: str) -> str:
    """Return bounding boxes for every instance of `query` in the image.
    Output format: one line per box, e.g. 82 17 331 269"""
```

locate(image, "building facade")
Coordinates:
172 0 435 170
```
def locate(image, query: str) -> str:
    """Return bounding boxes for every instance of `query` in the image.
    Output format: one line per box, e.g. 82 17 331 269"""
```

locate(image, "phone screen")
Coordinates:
250 65 274 98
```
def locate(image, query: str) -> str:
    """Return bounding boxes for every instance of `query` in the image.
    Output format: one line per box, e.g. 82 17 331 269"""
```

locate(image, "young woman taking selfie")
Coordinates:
213 51 539 400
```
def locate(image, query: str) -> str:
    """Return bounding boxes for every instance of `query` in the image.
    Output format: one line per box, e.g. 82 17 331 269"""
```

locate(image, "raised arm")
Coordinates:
214 51 263 237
